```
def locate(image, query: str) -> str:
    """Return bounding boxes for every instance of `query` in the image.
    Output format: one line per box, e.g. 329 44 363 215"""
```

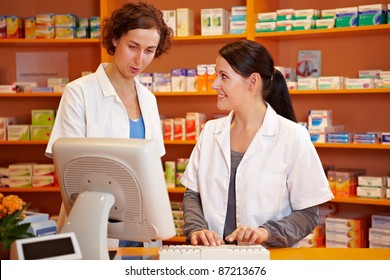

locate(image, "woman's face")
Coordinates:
113 28 160 79
212 55 250 111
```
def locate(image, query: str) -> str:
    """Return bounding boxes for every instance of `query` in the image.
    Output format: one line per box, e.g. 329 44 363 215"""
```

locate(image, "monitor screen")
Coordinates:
52 138 176 259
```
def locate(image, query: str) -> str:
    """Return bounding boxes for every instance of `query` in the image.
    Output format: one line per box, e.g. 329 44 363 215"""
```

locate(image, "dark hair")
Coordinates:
101 1 172 58
219 40 297 122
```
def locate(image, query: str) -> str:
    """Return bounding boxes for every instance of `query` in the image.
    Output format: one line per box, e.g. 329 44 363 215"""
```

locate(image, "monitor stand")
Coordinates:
61 191 115 260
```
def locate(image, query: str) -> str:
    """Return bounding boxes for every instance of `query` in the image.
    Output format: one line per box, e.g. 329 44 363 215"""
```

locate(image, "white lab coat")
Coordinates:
45 63 165 158
45 63 165 255
181 105 333 239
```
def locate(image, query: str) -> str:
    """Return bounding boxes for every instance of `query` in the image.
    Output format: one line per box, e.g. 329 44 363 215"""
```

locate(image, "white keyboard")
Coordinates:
159 244 270 260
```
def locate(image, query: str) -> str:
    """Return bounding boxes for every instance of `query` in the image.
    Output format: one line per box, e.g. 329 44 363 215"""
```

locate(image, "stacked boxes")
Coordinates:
327 168 366 197
32 164 55 187
357 176 387 199
230 6 247 34
369 213 390 248
171 202 184 237
30 109 55 140
308 110 344 143
54 14 77 39
326 214 369 248
35 13 55 39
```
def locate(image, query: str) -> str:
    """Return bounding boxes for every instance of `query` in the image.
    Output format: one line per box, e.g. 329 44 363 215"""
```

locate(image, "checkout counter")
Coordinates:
113 247 390 260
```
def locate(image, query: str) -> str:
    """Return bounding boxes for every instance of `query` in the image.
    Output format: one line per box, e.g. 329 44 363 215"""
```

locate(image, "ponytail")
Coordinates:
264 69 297 122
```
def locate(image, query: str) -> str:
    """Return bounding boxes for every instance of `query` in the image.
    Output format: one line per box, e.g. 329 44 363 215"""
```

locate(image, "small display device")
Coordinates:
10 232 82 260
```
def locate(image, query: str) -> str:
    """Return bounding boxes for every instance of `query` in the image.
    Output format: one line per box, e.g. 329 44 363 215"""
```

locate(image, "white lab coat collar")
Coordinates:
95 63 152 139
213 104 280 167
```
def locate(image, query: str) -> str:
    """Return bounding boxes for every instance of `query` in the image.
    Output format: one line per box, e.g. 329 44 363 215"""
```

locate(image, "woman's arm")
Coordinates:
261 205 319 247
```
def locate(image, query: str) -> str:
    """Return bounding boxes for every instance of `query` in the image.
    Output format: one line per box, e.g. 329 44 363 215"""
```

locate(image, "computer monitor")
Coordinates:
52 138 176 260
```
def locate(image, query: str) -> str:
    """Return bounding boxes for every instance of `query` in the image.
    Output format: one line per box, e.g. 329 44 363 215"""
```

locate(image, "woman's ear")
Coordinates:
249 73 261 89
112 39 117 47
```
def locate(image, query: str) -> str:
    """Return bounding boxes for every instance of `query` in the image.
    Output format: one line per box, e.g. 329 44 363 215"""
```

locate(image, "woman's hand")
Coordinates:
225 226 269 244
190 229 225 246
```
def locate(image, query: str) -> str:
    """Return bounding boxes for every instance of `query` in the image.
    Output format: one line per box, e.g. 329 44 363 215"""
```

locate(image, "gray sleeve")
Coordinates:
182 188 209 244
261 205 319 247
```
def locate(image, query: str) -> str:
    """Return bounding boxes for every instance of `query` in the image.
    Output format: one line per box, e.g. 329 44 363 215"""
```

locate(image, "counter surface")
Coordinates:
111 247 390 260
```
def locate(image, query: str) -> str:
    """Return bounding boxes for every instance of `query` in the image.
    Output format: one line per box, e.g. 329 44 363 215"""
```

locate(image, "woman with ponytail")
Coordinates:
181 40 333 247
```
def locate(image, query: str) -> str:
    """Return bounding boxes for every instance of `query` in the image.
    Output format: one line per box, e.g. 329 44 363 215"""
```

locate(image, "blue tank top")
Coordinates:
129 114 145 139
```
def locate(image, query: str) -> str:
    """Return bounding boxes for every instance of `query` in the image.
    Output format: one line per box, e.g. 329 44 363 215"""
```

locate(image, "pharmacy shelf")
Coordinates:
290 89 390 95
0 93 62 97
2 140 389 149
332 196 390 206
172 34 246 43
313 143 390 149
165 236 186 243
255 24 390 40
0 38 100 44
1 89 387 98
167 187 186 194
0 187 59 193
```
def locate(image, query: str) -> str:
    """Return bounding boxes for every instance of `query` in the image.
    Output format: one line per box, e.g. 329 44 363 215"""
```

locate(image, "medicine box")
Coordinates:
31 110 55 126
162 10 176 36
30 125 52 140
6 16 23 38
55 27 76 39
321 9 337 19
231 6 247 21
308 110 332 128
298 78 317 90
176 8 194 36
345 78 374 89
0 16 6 38
163 118 174 140
276 9 295 21
257 12 276 22
9 164 33 177
24 17 36 39
371 213 390 229
317 76 344 90
276 20 293 32
32 175 55 187
255 22 276 32
201 8 229 36
357 184 386 198
174 118 186 140
292 19 315 31
358 176 387 187
196 64 208 92
358 4 387 26
33 164 55 176
369 228 390 245
315 19 335 29
230 21 246 34
294 9 320 20
54 14 77 27
35 26 55 39
171 68 187 92
36 13 55 26
335 7 358 27
165 161 176 188
7 125 29 140
9 176 32 188
186 69 197 92
186 112 206 140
